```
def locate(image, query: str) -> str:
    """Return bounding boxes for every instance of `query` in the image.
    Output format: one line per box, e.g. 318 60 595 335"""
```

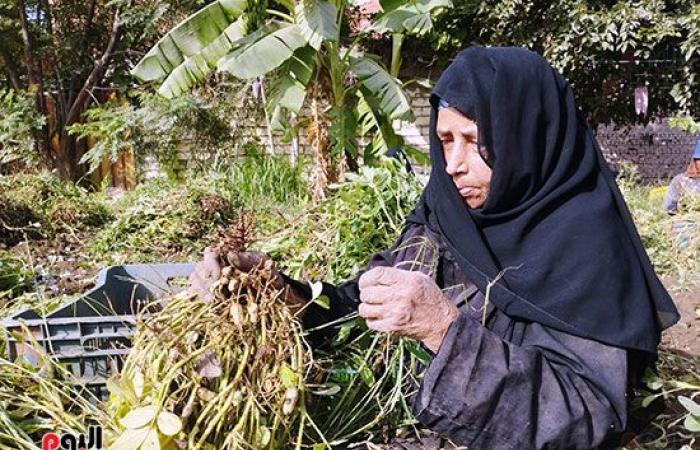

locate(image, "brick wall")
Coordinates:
218 89 698 182
596 121 699 181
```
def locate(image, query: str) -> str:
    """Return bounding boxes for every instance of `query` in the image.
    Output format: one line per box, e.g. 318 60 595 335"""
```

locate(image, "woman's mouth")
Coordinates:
458 186 478 197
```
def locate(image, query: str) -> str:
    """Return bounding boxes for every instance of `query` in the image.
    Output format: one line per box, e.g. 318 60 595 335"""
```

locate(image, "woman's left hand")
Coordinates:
358 267 459 353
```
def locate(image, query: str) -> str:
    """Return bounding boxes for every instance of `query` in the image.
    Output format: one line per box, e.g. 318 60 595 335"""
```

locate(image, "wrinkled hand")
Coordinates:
358 267 459 353
188 248 307 312
188 247 221 302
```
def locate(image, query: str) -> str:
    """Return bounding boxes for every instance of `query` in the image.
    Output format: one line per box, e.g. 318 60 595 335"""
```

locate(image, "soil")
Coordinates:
9 231 98 298
661 276 700 356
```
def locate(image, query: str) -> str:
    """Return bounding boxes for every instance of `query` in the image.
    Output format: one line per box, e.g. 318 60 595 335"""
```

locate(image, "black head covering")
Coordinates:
407 46 679 353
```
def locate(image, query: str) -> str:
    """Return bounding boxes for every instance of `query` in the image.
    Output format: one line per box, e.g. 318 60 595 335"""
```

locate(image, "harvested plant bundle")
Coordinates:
260 159 431 442
107 220 311 450
0 351 115 448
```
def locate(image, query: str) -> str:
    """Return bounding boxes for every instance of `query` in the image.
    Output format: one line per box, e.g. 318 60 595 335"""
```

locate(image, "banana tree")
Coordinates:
131 0 449 196
370 0 453 77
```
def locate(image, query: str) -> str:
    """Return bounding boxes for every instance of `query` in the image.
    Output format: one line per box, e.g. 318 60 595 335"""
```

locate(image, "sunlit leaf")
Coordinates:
132 0 247 81
350 56 413 121
120 406 157 430
279 363 299 388
217 22 307 79
678 396 700 416
296 0 338 49
157 411 183 437
108 426 150 450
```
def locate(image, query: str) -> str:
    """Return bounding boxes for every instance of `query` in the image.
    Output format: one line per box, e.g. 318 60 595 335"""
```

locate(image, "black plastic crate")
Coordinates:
2 263 195 399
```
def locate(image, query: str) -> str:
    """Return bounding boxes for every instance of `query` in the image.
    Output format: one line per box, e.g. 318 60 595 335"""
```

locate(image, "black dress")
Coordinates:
288 223 641 450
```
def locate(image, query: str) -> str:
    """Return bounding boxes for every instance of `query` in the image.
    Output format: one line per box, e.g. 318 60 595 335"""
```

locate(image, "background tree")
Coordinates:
130 0 451 198
425 0 700 128
0 0 206 181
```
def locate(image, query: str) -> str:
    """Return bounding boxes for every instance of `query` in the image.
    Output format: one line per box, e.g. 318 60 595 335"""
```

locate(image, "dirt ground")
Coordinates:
660 276 700 356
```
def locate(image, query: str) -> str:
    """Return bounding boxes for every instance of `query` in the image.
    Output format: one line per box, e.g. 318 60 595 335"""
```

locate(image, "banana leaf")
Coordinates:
131 0 247 82
349 56 414 122
295 0 338 49
356 88 402 164
267 45 317 131
158 18 247 98
217 22 308 79
371 0 452 35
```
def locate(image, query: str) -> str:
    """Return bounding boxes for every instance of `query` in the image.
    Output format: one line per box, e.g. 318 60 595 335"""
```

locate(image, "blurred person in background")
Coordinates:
663 139 700 214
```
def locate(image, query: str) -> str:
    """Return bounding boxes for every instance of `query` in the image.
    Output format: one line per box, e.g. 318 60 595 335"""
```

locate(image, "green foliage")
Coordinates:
217 151 309 206
86 178 237 264
0 89 45 168
429 0 700 126
616 164 699 284
259 158 426 443
0 172 111 244
669 115 700 133
68 89 251 179
132 0 436 172
86 154 309 264
632 350 700 449
0 251 33 299
262 157 422 283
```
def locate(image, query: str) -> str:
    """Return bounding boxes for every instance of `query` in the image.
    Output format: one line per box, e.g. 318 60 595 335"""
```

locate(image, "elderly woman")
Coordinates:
190 47 679 449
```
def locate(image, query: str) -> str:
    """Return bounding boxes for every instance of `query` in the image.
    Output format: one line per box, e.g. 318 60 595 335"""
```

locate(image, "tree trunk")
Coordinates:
55 8 122 181
0 46 23 92
17 0 52 167
310 94 331 202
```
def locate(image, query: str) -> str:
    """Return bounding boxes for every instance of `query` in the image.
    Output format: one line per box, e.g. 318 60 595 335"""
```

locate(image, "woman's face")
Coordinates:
436 107 492 209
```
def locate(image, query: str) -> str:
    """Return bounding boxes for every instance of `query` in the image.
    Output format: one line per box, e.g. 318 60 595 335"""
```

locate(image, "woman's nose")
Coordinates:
445 144 468 177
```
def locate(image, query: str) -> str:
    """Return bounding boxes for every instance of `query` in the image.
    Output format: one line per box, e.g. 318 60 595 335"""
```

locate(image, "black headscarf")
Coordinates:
407 47 679 353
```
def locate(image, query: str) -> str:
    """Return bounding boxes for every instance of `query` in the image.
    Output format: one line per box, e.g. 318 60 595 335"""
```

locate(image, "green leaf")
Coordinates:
157 411 183 437
108 427 151 450
267 45 316 119
359 365 375 387
642 368 663 391
131 0 247 82
314 294 331 310
403 145 431 166
405 339 432 365
132 369 145 400
356 88 402 163
258 426 272 446
158 18 247 98
217 22 307 79
279 363 300 388
296 0 338 49
641 393 661 408
683 413 700 432
329 106 358 159
372 0 451 34
120 406 157 430
333 319 358 346
309 383 341 396
401 13 433 36
678 396 700 416
107 376 138 406
350 56 413 121
141 427 161 450
371 8 416 34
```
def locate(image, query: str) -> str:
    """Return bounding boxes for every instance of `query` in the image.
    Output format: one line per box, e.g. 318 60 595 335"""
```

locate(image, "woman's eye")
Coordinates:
477 144 490 162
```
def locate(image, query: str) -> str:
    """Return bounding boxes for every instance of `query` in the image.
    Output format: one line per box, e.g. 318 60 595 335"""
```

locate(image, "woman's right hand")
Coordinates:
188 247 221 302
188 249 308 313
